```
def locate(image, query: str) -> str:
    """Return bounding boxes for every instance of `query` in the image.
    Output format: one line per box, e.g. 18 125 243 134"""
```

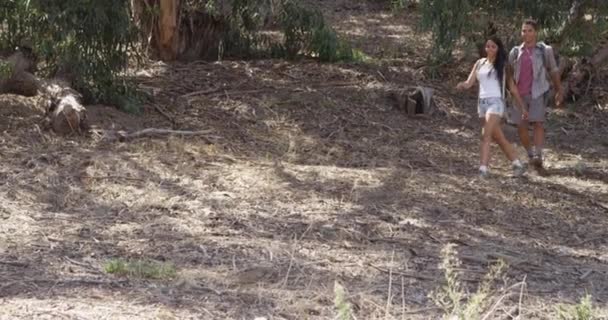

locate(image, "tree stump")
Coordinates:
42 80 88 134
389 86 436 117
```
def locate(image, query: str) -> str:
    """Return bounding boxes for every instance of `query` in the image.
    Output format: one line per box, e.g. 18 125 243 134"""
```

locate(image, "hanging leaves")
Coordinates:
419 0 608 62
0 0 140 111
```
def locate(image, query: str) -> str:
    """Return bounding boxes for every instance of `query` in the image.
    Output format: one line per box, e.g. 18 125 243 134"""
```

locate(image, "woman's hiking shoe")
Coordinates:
512 163 527 177
479 169 490 179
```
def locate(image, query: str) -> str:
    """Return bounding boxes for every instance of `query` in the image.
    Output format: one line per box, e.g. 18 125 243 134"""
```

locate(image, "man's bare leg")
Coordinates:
518 121 533 158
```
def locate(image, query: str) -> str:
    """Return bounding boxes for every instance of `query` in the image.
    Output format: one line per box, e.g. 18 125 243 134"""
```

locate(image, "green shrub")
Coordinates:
0 0 140 111
105 259 177 279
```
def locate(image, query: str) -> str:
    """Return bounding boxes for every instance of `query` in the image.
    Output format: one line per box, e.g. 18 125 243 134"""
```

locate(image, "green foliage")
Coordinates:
278 0 324 59
217 0 269 59
432 244 465 316
310 25 360 62
191 0 360 62
390 0 407 12
431 244 507 320
334 281 353 320
418 0 608 62
0 0 140 111
557 294 598 320
574 159 588 177
558 18 608 57
105 259 177 279
463 259 506 318
278 0 363 62
0 60 13 79
420 0 473 63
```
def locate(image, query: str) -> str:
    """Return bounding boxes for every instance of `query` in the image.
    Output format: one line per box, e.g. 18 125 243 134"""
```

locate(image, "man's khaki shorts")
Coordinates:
509 93 547 124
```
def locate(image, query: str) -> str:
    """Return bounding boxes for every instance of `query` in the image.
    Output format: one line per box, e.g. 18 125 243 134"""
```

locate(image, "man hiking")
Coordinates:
508 19 564 171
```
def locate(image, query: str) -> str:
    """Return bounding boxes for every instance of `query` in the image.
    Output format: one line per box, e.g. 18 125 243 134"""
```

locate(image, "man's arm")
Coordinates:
507 75 528 120
550 71 563 106
545 46 564 107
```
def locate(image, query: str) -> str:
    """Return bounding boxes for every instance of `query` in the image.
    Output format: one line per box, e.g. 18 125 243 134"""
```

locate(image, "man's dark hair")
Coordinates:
523 18 538 30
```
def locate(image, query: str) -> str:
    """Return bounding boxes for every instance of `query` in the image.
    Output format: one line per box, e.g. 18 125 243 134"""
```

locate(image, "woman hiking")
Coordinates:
456 36 528 178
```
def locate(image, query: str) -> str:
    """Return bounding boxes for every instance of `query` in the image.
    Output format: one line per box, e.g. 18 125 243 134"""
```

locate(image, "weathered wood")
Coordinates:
109 128 214 142
0 70 39 97
389 86 436 117
155 0 182 60
41 79 88 135
1 50 87 135
0 51 39 96
137 0 229 61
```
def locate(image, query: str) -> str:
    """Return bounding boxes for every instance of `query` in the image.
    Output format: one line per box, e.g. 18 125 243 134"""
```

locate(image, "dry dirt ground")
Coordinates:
2 3 608 320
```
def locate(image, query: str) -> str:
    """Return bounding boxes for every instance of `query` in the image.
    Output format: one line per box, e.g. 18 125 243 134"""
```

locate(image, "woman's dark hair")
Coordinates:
487 36 508 89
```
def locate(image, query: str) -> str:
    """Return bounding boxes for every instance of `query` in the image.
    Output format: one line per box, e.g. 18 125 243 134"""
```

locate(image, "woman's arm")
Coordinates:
456 60 479 90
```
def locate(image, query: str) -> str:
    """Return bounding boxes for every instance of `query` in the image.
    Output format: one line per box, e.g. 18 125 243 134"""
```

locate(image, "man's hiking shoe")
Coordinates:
529 155 548 176
512 164 527 177
530 156 543 169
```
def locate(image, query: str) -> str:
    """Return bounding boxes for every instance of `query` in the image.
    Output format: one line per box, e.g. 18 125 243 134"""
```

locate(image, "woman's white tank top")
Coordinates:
477 60 502 99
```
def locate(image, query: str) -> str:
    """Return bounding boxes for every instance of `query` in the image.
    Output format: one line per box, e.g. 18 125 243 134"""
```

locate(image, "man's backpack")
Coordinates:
511 41 554 75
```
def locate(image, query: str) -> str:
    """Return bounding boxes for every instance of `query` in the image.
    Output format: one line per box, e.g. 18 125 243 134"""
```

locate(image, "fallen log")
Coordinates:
0 49 38 96
101 128 216 142
41 79 88 134
1 49 87 135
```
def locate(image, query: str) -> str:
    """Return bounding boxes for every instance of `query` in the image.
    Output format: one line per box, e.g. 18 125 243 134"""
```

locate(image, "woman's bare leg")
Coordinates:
492 124 518 162
480 114 501 167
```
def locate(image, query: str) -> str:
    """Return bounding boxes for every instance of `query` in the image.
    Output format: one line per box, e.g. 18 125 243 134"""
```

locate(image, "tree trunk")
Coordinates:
137 0 229 61
153 0 182 61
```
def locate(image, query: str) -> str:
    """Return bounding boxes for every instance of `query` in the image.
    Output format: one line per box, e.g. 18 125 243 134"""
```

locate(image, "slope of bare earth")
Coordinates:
1 2 608 320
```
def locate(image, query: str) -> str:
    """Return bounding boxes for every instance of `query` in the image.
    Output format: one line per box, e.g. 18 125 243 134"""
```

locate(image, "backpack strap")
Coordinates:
511 46 520 66
537 42 550 72
516 42 551 72
502 67 506 99
476 58 487 72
